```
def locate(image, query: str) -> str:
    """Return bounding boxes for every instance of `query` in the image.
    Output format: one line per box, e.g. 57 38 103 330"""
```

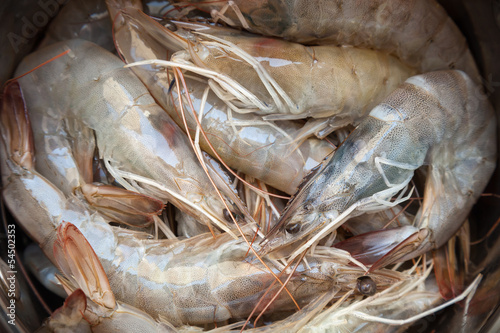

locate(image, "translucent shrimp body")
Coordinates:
177 0 481 83
268 71 496 263
1 156 400 326
118 8 416 121
174 21 415 119
15 39 235 234
107 4 335 194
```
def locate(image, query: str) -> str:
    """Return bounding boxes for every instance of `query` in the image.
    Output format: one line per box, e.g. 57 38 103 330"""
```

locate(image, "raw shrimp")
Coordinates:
1 153 401 326
117 6 416 125
173 0 481 84
24 72 166 229
299 265 482 333
265 70 496 266
37 223 173 333
15 39 239 235
0 83 403 326
107 2 335 195
38 0 115 51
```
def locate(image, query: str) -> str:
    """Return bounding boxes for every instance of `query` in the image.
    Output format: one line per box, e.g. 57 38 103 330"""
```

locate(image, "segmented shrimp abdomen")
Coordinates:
184 0 481 82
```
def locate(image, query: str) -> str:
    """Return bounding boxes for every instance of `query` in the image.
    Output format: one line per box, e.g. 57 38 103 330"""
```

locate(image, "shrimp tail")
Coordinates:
40 289 89 332
333 225 420 266
109 2 190 54
80 183 165 228
54 222 116 309
432 223 470 300
51 222 169 331
0 81 34 170
367 229 430 272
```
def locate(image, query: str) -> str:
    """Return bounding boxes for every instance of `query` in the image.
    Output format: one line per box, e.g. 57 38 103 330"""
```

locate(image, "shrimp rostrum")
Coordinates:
265 70 496 267
1 49 403 327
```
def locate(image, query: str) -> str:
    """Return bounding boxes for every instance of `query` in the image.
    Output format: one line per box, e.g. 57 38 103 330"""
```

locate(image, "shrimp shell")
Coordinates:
267 70 496 264
107 4 335 194
15 39 236 235
175 0 481 83
38 0 115 51
160 20 416 120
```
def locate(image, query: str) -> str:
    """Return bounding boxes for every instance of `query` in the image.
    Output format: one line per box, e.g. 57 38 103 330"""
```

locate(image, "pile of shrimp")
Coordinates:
0 0 497 332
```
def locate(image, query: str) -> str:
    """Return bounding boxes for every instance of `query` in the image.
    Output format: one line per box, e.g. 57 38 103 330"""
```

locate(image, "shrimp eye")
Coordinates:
303 202 314 213
223 209 240 223
161 20 178 32
285 223 301 234
357 276 377 296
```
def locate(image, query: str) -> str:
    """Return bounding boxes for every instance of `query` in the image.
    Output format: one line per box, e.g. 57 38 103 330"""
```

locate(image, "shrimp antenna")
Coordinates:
173 67 261 233
470 194 500 245
253 250 307 328
172 67 235 237
3 49 71 89
471 216 500 245
239 250 305 331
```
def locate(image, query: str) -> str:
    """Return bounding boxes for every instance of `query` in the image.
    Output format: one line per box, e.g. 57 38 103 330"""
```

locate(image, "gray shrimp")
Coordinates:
264 70 496 267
